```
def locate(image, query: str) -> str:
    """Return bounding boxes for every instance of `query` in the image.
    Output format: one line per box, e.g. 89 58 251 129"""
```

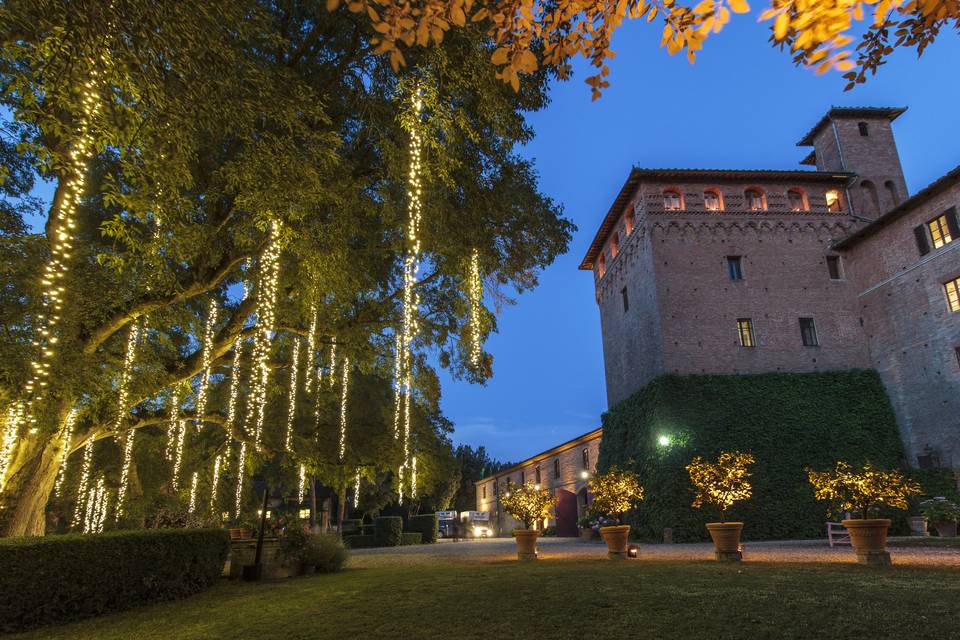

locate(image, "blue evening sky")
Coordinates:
441 15 960 463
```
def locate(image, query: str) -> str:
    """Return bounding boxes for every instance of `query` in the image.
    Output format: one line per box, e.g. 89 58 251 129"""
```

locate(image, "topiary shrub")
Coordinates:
598 371 905 542
0 528 229 633
401 532 423 545
303 534 348 572
405 514 439 543
343 534 376 549
374 516 403 546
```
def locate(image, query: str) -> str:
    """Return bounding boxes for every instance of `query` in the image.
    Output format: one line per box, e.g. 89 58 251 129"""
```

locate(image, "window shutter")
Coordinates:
945 207 960 239
914 225 930 256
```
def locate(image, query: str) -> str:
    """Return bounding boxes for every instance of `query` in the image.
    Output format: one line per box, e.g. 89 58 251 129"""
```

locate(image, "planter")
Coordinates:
705 522 743 561
579 528 594 542
599 525 631 559
513 529 539 560
907 516 929 537
933 521 958 538
842 518 891 566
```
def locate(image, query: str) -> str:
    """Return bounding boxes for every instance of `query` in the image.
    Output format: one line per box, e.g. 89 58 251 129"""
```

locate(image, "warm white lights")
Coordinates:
210 453 222 511
115 321 142 518
72 439 95 529
247 221 282 450
353 468 361 505
297 463 306 504
83 475 108 534
0 401 25 492
468 248 482 369
410 455 417 499
304 305 318 393
658 435 671 447
226 339 244 430
234 441 246 518
165 388 180 462
53 406 78 496
171 418 186 491
188 471 199 513
339 357 350 460
195 299 219 431
284 337 300 452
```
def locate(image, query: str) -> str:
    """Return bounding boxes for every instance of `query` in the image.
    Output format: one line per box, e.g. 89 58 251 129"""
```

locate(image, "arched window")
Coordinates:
704 189 723 211
860 180 880 215
745 188 766 211
885 180 900 206
787 189 808 212
825 189 843 212
597 252 606 278
625 209 635 235
663 190 683 211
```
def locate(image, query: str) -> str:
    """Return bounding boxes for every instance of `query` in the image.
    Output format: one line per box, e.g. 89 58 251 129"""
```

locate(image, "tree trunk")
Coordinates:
336 485 347 534
1 438 63 537
308 476 319 533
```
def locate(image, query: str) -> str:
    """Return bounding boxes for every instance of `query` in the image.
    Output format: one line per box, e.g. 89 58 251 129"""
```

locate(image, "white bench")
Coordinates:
827 522 851 547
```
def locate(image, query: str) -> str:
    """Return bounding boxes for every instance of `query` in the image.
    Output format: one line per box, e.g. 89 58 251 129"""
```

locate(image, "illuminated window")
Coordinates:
745 189 765 211
858 122 869 136
663 190 683 211
826 255 842 280
581 448 589 469
928 214 954 249
625 210 634 235
553 458 560 479
482 485 487 499
597 252 606 278
788 189 807 212
704 190 723 211
799 317 819 346
946 277 960 312
726 256 743 281
621 286 629 312
737 318 755 347
826 190 843 212
611 231 620 258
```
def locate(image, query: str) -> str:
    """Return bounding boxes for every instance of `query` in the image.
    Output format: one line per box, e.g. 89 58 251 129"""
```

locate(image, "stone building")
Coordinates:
580 107 959 470
475 428 601 536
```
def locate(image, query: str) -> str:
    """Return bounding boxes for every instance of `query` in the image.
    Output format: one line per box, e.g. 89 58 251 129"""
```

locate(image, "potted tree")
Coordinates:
808 461 921 565
498 481 557 560
588 467 644 559
577 515 594 541
686 451 755 561
919 497 960 538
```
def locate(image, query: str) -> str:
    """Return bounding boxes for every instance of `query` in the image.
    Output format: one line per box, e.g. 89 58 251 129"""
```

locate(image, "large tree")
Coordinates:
0 0 572 536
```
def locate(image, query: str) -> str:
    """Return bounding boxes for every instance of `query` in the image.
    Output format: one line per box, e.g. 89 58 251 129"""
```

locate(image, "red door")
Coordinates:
555 489 578 537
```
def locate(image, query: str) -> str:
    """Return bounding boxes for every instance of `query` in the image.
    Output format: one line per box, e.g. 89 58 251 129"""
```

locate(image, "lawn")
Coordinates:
11 558 960 640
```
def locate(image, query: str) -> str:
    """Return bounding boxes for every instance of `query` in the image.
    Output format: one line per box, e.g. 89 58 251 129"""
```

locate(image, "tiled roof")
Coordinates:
834 164 960 249
474 427 603 485
578 167 854 270
797 106 907 146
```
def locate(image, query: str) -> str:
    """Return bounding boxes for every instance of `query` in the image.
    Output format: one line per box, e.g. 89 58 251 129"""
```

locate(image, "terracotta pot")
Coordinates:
579 528 594 542
513 529 539 560
599 525 631 558
933 521 958 538
842 519 891 552
907 516 929 537
706 522 744 560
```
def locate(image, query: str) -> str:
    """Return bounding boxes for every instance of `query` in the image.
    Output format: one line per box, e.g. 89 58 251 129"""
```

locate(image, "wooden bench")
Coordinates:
827 522 851 547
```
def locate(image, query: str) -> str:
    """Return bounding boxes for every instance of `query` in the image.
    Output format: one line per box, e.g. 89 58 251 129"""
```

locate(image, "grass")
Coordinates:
889 536 960 548
10 558 960 640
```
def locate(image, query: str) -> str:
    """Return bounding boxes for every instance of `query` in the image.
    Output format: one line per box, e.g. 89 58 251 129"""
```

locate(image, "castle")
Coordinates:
580 107 960 470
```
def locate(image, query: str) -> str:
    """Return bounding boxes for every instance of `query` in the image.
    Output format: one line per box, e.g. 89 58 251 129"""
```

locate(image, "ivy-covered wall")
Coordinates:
597 370 927 542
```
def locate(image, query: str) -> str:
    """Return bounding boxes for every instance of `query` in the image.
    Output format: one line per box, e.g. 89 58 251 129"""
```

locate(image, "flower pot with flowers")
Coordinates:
588 467 644 559
499 481 557 560
686 451 755 561
919 497 960 538
807 462 921 566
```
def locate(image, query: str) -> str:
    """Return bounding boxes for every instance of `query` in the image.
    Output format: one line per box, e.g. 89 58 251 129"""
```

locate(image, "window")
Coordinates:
663 190 683 211
611 231 620 258
535 466 541 485
625 209 635 235
788 189 807 212
597 252 606 278
745 189 765 211
493 479 498 495
726 256 743 281
553 458 560 479
861 180 880 215
520 470 525 484
858 121 869 136
581 448 589 469
482 485 487 499
799 317 819 346
825 190 843 212
826 255 842 280
945 276 960 312
621 286 629 312
885 180 899 206
704 190 723 211
737 318 755 347
928 214 955 249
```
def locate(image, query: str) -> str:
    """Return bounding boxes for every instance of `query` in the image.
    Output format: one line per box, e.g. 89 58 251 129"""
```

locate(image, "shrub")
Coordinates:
303 534 348 572
401 532 423 545
589 466 644 519
341 518 363 533
406 514 439 543
279 526 310 562
808 461 920 519
343 534 376 549
362 523 375 535
499 481 556 530
598 371 905 541
0 528 229 633
542 526 557 537
919 497 960 524
687 451 755 522
374 516 403 546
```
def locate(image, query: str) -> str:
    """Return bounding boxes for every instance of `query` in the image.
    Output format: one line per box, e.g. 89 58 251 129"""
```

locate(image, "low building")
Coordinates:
475 428 601 537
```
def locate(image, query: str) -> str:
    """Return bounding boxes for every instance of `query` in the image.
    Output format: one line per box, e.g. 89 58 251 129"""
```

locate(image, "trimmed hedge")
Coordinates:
401 532 423 545
341 518 363 533
343 534 376 549
374 516 403 547
597 371 906 542
362 523 375 535
405 514 439 543
0 528 229 633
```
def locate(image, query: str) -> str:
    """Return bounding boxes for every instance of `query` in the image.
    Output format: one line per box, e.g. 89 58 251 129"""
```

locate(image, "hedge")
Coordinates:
0 528 229 633
343 534 376 549
362 523 375 535
341 518 363 533
405 514 439 543
597 371 907 542
374 516 403 547
401 532 423 545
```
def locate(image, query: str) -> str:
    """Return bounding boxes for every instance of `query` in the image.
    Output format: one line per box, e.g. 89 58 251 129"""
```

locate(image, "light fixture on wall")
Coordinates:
658 435 671 447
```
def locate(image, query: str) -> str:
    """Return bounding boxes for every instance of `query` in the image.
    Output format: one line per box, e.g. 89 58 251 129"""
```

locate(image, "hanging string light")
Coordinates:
230 262 253 519
297 464 306 504
468 249 483 369
353 468 361 505
284 337 301 452
83 476 108 534
0 401 25 492
327 340 337 388
188 471 199 513
304 305 318 394
339 357 350 460
195 299 219 431
171 416 186 492
24 59 106 419
226 339 244 432
71 438 95 529
210 454 222 511
115 321 142 518
165 388 180 461
234 441 246 518
410 455 418 500
53 406 79 496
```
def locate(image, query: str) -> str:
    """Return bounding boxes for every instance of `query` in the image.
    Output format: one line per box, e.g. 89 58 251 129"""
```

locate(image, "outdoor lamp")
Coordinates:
628 544 639 558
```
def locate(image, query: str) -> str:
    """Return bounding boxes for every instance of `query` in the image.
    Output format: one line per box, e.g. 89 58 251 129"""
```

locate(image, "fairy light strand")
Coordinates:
304 305 318 393
327 340 337 387
353 468 361 505
468 249 483 369
410 455 417 500
71 438 95 529
0 402 25 492
115 321 142 518
195 299 219 431
297 464 306 504
234 442 246 518
188 471 199 513
210 454 222 511
53 406 79 496
165 389 180 461
83 476 108 534
171 417 186 491
284 337 301 452
339 356 350 460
